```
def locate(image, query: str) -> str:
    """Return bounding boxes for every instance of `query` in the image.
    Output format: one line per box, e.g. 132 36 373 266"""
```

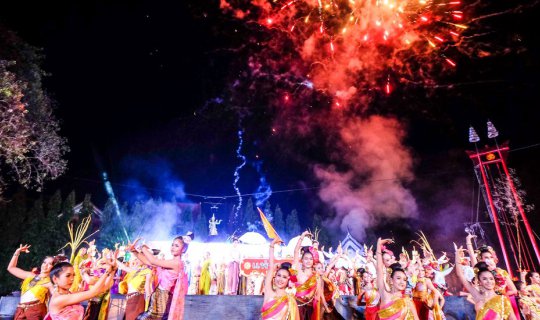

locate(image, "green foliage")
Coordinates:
286 209 301 237
194 211 208 242
273 205 285 239
0 189 78 295
0 27 68 195
243 198 257 230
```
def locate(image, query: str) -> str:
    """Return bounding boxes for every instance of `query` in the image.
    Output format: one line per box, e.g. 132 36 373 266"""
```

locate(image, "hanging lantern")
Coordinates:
469 126 480 143
487 120 499 139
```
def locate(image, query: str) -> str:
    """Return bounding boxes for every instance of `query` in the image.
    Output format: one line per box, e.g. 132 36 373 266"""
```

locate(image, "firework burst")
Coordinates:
221 0 468 105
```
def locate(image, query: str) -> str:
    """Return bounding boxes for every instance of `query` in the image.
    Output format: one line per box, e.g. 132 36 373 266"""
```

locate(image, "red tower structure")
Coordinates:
467 125 539 277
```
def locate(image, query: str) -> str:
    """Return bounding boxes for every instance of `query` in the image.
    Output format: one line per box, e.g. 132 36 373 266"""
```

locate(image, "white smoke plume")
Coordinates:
314 115 418 239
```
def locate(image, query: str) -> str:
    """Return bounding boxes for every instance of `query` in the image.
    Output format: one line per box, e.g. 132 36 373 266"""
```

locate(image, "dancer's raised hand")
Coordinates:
126 238 141 252
16 244 31 254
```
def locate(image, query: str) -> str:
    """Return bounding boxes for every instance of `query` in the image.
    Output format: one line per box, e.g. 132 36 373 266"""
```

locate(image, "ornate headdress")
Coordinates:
308 246 320 264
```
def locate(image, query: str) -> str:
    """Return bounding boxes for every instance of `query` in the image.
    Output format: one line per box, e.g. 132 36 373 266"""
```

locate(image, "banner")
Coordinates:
240 258 293 276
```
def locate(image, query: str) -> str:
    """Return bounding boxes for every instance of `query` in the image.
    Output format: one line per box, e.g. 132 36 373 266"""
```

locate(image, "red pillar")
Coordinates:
476 153 514 277
497 149 540 266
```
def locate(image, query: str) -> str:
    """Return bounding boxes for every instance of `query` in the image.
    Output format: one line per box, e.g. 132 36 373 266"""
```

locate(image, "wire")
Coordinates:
68 141 540 201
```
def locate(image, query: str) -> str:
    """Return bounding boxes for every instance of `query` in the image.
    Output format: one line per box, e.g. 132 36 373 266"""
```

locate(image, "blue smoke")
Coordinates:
117 157 189 240
253 160 273 207
233 129 247 217
120 157 187 202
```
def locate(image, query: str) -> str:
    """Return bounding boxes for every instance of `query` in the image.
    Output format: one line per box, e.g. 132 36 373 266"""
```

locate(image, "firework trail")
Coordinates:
233 128 247 217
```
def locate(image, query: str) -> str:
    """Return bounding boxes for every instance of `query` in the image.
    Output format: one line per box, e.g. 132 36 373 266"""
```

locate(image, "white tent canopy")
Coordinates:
238 232 267 245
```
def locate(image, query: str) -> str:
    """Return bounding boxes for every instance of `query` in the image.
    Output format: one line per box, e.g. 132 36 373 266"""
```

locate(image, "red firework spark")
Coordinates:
221 0 469 103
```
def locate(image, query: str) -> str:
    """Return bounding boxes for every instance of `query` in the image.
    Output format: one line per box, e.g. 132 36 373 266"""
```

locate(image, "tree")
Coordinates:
0 29 68 196
264 201 273 221
0 190 78 295
228 204 242 234
243 197 258 231
43 190 70 251
194 211 208 242
98 198 125 248
286 209 301 237
62 191 76 220
273 205 285 239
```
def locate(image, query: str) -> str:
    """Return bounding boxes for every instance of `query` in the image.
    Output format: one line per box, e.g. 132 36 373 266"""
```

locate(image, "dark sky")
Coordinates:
1 1 539 247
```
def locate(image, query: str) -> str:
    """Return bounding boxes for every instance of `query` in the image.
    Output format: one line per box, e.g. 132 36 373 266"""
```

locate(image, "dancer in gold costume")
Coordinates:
376 238 419 320
7 244 54 320
455 246 516 320
261 238 299 320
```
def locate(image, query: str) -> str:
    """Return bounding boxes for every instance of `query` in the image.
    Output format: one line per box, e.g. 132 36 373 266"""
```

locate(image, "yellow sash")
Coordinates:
21 276 50 303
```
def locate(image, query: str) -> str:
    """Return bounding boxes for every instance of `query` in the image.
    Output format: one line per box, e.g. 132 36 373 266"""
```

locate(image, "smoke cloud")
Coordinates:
314 115 418 239
119 157 189 241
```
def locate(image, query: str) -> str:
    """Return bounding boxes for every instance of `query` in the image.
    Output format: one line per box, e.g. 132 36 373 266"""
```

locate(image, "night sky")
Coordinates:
1 1 540 247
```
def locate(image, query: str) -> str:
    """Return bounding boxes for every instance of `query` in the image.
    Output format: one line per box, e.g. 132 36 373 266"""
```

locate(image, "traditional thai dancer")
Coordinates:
226 237 242 295
412 267 444 320
523 271 540 298
70 246 88 293
315 249 341 318
376 238 419 320
7 244 54 320
117 257 152 320
466 235 517 295
455 246 516 320
198 252 213 295
357 268 380 320
261 238 299 320
46 258 116 320
515 280 540 320
293 231 322 320
128 235 189 320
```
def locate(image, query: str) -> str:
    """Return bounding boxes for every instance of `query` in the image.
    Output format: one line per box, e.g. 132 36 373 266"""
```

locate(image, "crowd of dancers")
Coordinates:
6 231 540 320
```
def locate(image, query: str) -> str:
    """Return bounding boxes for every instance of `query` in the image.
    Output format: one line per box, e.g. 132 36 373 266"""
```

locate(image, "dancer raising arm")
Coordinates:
376 238 419 320
293 231 321 320
7 244 54 320
117 257 152 320
455 246 516 320
261 238 299 320
47 256 117 320
127 236 187 320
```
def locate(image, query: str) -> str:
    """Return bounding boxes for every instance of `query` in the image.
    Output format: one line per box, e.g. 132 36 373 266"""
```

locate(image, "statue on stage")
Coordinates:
209 214 222 236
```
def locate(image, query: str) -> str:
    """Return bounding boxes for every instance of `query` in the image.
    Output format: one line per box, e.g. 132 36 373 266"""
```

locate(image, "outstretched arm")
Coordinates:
54 268 115 309
52 255 117 311
125 238 152 266
465 234 478 267
7 244 35 280
263 238 281 297
140 246 180 271
293 231 311 269
376 238 393 301
116 260 136 273
455 247 482 302
426 278 445 308
324 252 342 278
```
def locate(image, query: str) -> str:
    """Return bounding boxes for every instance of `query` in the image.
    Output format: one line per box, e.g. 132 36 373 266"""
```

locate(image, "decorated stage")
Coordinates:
0 295 476 320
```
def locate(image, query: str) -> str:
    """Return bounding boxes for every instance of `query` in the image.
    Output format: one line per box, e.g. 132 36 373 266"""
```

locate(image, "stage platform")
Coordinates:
0 295 476 320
